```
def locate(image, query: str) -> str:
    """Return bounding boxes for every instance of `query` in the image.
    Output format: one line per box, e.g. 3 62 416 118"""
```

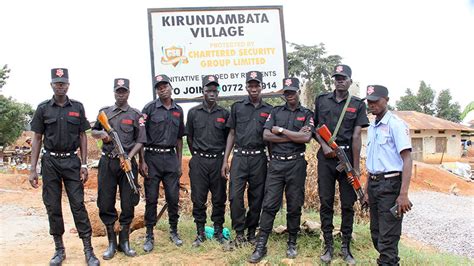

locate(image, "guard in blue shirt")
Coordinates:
364 85 413 265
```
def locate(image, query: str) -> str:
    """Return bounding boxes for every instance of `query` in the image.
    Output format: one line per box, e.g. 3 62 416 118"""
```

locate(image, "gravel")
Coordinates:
403 191 474 258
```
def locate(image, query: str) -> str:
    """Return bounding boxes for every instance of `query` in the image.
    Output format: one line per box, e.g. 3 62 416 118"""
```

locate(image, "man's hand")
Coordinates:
271 126 283 135
221 162 230 180
322 144 336 158
120 158 132 172
139 161 149 178
29 171 39 188
80 167 89 184
101 132 112 143
396 193 412 214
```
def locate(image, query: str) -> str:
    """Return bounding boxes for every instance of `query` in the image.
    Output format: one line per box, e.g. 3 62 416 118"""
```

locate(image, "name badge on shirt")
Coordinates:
216 117 225 123
122 119 133 125
296 116 305 121
68 111 80 117
172 111 181 118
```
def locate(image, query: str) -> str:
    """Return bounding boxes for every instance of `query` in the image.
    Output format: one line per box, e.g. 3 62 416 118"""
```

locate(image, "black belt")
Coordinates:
43 150 78 158
101 152 119 159
145 147 174 153
369 171 401 181
271 152 305 161
193 150 224 158
233 148 265 156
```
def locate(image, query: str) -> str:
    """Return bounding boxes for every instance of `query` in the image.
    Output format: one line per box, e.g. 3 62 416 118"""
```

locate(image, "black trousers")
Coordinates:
189 155 227 226
229 153 267 233
97 156 139 226
368 176 402 266
144 151 180 228
317 150 357 240
259 158 306 235
41 154 92 238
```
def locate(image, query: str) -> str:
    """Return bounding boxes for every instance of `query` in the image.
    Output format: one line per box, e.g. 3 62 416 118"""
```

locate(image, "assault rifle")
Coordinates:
317 124 368 209
98 111 141 196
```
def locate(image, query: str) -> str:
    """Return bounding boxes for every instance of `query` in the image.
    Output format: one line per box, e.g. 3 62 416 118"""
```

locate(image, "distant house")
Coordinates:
361 111 474 163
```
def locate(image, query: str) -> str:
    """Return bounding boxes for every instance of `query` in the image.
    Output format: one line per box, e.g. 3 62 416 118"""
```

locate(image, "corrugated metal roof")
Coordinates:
392 111 474 131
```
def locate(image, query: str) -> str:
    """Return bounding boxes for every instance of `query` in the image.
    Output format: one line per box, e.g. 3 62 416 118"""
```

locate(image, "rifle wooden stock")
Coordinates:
98 111 112 132
317 124 338 149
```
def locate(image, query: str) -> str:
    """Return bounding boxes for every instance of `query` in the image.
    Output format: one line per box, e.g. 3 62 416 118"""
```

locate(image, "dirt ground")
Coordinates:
1 149 473 263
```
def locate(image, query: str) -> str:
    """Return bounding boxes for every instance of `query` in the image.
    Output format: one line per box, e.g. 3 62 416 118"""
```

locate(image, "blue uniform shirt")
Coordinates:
366 111 412 174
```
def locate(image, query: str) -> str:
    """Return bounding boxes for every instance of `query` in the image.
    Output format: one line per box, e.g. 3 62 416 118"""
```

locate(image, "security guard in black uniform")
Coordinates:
314 64 369 264
29 68 100 266
141 74 185 251
186 75 229 247
91 78 146 259
248 78 313 263
221 71 272 246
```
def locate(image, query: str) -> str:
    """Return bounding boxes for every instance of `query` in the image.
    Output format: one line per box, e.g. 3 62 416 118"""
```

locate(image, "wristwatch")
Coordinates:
81 164 88 169
278 127 284 134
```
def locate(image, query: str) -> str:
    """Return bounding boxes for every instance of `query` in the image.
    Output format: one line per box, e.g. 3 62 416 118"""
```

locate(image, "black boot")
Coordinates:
192 223 206 248
118 225 137 257
169 225 183 247
234 231 247 248
143 226 154 253
342 235 356 265
213 224 225 244
49 235 66 266
247 228 257 245
320 235 334 264
82 236 100 266
286 234 298 259
248 232 268 263
102 225 117 260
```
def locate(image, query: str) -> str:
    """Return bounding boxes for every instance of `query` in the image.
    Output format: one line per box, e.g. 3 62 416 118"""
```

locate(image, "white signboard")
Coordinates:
147 6 287 101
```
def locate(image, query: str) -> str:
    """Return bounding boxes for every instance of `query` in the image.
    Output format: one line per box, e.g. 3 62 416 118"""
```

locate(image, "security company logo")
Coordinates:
367 86 375 95
336 65 343 73
161 45 189 67
156 75 163 82
208 76 215 82
56 69 64 77
285 79 292 86
250 72 257 79
117 79 125 87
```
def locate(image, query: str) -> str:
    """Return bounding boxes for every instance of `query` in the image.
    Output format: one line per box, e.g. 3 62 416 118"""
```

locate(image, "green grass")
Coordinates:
182 136 191 157
128 210 473 265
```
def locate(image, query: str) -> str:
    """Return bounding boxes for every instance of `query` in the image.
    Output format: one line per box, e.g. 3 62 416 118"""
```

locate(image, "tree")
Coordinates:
287 42 342 108
435 89 461 122
396 88 421 112
0 64 10 90
0 95 34 146
416 81 435 115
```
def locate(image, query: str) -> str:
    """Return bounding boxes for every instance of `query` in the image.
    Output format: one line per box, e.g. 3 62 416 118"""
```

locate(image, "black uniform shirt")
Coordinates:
92 104 147 154
30 97 91 152
263 103 314 154
142 99 185 148
314 91 369 145
226 98 273 149
185 102 229 153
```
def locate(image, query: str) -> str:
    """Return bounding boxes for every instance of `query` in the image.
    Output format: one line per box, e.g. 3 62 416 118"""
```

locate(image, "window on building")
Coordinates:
435 137 447 153
438 130 445 134
414 130 421 134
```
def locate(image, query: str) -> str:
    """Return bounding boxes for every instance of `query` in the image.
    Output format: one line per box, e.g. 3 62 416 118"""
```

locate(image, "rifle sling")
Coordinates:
328 92 351 145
